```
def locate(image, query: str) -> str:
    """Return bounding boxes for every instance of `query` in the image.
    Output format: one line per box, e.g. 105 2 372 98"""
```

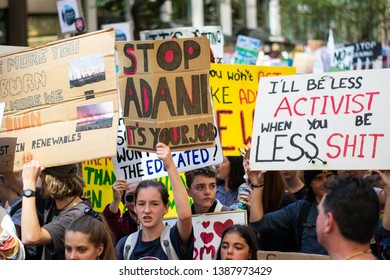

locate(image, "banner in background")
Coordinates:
250 68 390 170
57 0 84 34
330 41 382 70
0 29 118 171
140 25 224 64
102 22 133 41
231 35 262 65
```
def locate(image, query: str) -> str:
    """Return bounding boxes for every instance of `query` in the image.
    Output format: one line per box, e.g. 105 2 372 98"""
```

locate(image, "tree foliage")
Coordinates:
279 0 389 44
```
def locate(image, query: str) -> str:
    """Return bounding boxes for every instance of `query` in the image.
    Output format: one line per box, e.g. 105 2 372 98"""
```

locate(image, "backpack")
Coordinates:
9 200 44 260
123 225 179 260
9 200 22 217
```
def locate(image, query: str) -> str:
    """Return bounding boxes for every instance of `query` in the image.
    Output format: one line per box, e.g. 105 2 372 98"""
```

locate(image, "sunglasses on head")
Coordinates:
84 207 102 221
125 193 135 203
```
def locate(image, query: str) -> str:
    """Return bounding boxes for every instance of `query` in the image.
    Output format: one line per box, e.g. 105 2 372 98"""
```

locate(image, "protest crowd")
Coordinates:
1 11 390 262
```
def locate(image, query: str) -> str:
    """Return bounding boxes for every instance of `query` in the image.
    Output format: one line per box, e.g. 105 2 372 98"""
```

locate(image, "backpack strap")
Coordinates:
123 231 139 260
0 207 7 224
161 225 178 260
214 199 224 212
9 200 23 217
296 200 311 252
123 226 179 260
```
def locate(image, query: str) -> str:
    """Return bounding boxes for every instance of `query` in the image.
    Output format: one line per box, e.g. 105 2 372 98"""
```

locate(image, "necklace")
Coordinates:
57 196 78 212
345 249 372 260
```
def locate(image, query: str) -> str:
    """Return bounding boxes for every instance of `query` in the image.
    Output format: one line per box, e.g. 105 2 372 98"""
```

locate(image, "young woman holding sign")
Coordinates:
119 143 194 260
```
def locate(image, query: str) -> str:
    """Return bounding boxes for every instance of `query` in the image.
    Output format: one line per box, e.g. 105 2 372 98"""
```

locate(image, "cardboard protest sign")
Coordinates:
210 63 296 156
331 41 382 71
232 35 262 65
0 29 119 171
113 116 223 183
293 52 316 74
116 37 215 152
0 137 17 173
0 102 4 125
257 251 329 260
250 68 390 170
0 46 29 56
140 26 224 64
164 210 247 260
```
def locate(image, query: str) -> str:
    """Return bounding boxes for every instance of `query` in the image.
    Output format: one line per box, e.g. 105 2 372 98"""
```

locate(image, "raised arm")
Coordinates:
245 161 266 222
108 179 128 214
155 143 192 246
21 160 51 245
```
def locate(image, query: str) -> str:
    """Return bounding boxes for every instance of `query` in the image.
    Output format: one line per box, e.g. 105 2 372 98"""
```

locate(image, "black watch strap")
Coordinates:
21 189 36 197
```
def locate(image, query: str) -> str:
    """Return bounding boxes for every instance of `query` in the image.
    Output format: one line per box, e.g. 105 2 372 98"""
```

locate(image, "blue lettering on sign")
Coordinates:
145 149 211 175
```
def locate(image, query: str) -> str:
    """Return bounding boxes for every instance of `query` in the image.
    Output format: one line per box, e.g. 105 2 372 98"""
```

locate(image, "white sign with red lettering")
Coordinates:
250 68 390 170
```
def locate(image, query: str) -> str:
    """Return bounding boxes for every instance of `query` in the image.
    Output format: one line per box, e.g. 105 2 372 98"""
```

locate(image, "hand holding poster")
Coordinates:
0 29 118 171
250 68 390 170
116 37 215 152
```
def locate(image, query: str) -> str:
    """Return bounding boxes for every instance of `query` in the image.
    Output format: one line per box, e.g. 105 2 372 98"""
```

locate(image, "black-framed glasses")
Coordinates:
84 207 102 221
125 193 135 203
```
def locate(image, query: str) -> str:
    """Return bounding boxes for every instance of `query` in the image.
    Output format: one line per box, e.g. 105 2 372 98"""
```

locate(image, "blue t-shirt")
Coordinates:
216 184 238 208
116 224 194 260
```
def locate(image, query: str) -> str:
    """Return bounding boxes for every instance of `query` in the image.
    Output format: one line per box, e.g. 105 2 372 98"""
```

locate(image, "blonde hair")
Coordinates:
42 173 85 200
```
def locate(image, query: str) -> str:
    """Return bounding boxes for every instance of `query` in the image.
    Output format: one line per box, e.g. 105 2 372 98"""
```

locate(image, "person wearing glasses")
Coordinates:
102 180 139 245
65 207 116 260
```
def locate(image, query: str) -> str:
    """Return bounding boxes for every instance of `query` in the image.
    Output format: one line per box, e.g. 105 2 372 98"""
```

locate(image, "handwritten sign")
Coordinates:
140 26 224 64
0 137 17 173
164 210 247 260
209 63 296 155
113 117 223 183
250 69 390 170
82 158 116 211
0 103 4 125
82 156 188 218
331 41 382 70
116 37 215 152
0 29 118 171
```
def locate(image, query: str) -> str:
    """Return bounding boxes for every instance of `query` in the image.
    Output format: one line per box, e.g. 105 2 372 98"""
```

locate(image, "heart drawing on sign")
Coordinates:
202 221 210 229
200 232 214 244
213 219 234 238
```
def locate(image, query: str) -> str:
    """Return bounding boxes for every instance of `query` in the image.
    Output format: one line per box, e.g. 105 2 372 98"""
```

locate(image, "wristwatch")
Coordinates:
21 189 36 197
